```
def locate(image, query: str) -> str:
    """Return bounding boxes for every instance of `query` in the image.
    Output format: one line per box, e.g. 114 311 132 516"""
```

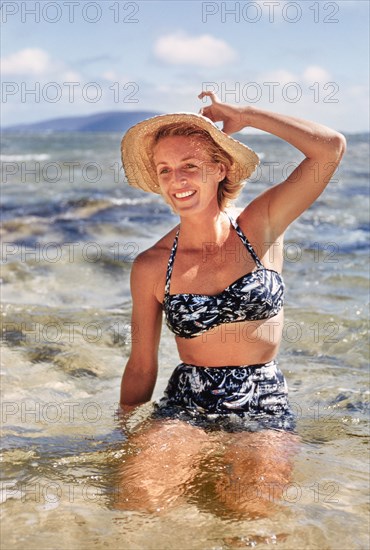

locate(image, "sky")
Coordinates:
1 0 369 133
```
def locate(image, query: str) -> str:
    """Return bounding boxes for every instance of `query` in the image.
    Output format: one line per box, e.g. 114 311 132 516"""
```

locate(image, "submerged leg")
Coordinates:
114 418 211 513
213 429 299 518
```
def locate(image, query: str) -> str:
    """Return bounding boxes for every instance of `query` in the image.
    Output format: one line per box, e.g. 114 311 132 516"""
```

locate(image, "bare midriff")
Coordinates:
175 309 284 367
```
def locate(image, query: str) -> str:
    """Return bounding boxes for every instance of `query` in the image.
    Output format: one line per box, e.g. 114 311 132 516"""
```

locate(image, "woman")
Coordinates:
117 92 346 513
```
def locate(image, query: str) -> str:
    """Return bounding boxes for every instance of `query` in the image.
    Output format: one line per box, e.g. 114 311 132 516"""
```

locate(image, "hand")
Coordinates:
198 91 247 134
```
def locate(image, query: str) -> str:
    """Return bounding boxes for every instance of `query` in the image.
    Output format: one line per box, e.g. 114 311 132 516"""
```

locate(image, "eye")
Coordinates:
184 163 198 170
158 167 170 175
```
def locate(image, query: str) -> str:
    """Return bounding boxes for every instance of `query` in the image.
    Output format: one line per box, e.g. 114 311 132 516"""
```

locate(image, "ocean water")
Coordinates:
1 131 369 549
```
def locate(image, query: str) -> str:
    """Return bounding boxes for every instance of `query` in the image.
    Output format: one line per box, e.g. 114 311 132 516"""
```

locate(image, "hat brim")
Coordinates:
120 112 259 194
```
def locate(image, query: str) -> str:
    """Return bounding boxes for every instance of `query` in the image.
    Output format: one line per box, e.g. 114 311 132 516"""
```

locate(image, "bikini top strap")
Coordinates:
164 228 180 296
226 213 264 269
165 215 263 296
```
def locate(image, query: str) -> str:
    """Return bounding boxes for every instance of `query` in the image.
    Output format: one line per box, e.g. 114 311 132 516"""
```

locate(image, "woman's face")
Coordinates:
153 136 226 216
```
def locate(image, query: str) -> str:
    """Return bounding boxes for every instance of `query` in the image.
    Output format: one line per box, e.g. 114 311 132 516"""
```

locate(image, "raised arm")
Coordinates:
199 91 347 238
120 251 163 411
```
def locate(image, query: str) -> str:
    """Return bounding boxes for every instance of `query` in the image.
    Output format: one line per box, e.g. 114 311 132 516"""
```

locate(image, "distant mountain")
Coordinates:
2 111 162 132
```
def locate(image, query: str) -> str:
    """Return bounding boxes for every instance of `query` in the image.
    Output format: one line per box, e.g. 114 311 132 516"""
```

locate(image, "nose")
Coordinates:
172 168 188 188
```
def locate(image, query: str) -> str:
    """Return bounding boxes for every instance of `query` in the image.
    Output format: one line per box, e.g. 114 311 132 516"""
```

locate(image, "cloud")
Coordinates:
259 69 297 86
338 0 369 8
101 70 119 81
1 48 54 76
302 65 331 84
154 32 236 67
63 71 82 81
260 66 332 88
76 55 117 67
1 47 84 84
1 49 117 79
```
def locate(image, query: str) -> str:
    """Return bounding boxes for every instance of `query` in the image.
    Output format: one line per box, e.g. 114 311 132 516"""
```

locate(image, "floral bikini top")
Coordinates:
163 214 284 339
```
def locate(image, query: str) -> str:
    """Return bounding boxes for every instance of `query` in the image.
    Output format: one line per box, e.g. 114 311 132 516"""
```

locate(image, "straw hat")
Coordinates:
120 112 259 193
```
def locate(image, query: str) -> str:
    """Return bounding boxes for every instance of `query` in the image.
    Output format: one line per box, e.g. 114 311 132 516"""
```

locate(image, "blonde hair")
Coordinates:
152 123 244 209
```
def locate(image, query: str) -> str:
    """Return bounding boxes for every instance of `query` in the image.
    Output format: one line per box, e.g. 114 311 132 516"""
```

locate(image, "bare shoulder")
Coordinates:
131 224 179 301
230 196 285 271
233 191 273 242
133 224 179 269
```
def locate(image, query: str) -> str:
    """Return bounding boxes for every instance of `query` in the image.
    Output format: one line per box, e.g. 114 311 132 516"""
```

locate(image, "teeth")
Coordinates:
175 190 195 198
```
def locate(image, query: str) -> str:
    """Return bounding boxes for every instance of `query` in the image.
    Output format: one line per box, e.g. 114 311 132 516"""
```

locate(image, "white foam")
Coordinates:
1 154 50 162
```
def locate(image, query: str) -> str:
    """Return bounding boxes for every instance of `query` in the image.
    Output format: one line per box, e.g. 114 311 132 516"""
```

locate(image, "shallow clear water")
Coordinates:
1 132 369 549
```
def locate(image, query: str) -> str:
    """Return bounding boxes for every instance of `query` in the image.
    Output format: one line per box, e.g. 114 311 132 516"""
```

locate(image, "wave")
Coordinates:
1 154 51 162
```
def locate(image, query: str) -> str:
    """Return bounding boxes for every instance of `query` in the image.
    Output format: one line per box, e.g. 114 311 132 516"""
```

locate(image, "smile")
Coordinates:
174 190 196 199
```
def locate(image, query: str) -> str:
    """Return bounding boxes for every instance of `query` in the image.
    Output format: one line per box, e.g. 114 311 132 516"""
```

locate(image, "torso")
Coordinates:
152 207 286 367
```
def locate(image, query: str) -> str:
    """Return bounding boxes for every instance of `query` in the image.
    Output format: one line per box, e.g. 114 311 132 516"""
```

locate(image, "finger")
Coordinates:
198 90 219 102
198 91 220 104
